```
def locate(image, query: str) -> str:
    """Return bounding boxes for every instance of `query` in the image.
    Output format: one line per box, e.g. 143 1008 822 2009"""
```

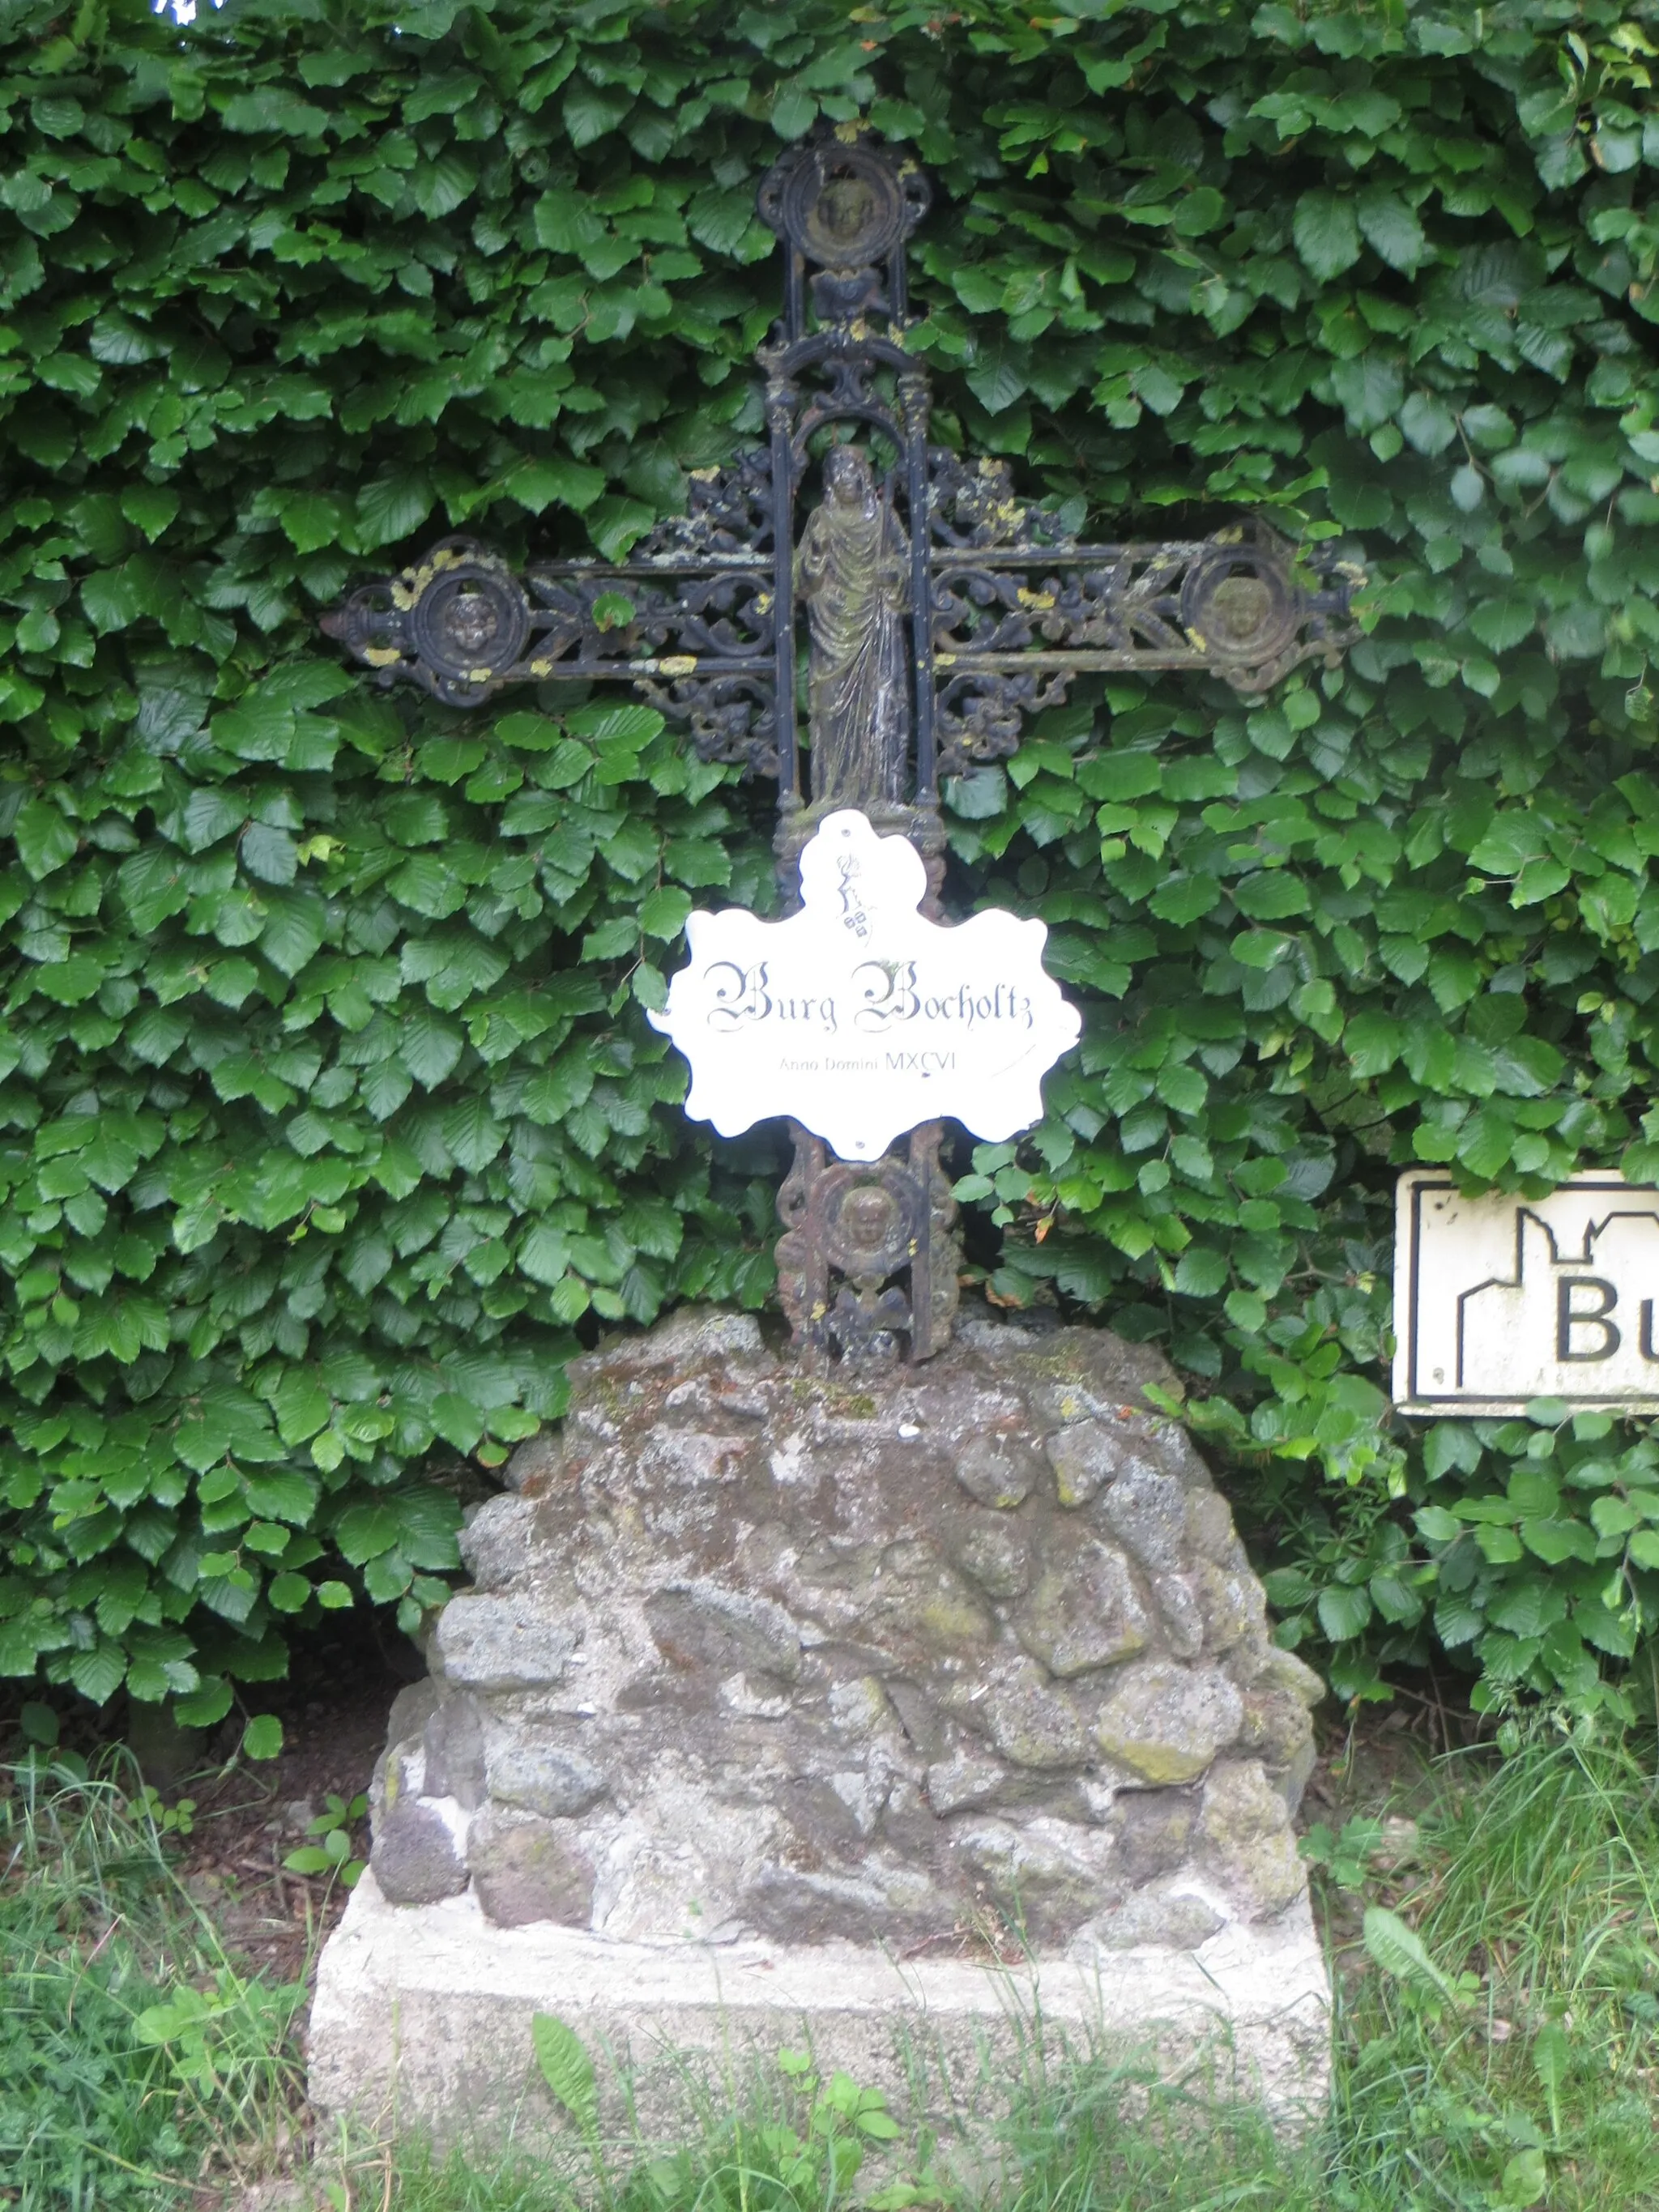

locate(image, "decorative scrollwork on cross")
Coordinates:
322 123 1363 1369
925 454 1354 774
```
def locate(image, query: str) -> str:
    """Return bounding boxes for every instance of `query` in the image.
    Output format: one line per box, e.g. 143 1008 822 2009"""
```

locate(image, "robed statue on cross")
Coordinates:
796 445 911 808
324 126 1357 1366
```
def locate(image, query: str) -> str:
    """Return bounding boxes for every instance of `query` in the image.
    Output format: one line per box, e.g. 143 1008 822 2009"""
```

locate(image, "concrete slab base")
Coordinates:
309 1873 1331 2165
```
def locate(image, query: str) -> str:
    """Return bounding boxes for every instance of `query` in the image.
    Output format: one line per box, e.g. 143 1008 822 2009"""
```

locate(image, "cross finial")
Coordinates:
757 123 931 340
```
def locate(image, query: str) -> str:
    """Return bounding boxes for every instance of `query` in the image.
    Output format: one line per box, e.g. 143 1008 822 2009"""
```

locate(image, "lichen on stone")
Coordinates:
369 1303 1322 1956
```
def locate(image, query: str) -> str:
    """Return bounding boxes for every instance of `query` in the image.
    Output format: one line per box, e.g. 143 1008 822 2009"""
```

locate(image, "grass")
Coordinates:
902 1714 1659 2212
1322 1721 1659 2212
0 1747 307 2208
5 1718 1659 2210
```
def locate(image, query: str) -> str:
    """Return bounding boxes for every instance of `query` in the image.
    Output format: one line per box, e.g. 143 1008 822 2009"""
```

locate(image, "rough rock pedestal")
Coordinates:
309 1306 1330 2151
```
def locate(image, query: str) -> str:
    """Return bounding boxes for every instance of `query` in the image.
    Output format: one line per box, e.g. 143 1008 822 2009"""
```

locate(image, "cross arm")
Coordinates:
319 453 781 777
925 455 1361 774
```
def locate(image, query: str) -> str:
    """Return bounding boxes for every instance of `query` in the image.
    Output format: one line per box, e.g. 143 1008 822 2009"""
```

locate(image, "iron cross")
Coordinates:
323 127 1358 1366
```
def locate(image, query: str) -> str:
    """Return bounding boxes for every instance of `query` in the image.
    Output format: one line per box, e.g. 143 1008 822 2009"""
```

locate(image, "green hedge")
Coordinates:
2 0 1658 1736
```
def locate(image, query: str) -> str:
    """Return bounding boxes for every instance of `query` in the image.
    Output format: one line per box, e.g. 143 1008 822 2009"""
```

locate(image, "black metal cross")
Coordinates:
324 128 1357 1366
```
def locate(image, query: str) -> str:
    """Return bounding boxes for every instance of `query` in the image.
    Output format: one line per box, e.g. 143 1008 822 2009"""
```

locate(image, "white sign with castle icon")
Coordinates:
1393 1170 1659 1413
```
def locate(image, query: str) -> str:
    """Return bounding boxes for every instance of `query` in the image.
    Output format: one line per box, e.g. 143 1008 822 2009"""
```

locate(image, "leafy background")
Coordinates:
2 0 1658 1741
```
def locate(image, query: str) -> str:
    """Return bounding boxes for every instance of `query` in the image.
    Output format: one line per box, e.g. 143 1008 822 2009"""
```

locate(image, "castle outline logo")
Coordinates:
1393 1170 1659 1414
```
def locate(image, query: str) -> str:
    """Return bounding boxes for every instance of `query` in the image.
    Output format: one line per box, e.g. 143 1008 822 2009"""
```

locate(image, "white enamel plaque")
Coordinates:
1393 1169 1659 1413
649 809 1081 1162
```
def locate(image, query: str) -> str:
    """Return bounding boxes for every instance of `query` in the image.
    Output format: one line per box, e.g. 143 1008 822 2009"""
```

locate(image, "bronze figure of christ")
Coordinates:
795 446 911 808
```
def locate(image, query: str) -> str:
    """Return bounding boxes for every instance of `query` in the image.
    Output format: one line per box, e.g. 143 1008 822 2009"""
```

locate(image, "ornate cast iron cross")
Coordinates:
324 127 1357 1367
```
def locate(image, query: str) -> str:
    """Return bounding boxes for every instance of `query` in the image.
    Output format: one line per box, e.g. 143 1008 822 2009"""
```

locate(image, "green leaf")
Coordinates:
67 1642 126 1704
1294 190 1361 280
1487 1579 1567 1636
565 83 630 147
1174 1247 1229 1298
1520 1516 1595 1565
1345 1012 1402 1078
444 1097 505 1171
121 484 181 541
278 492 350 553
1532 2018 1570 2105
531 2013 599 2139
363 1549 413 1603
1156 1063 1207 1115
534 190 605 255
1424 1423 1482 1478
174 1677 234 1730
1468 596 1536 652
497 712 565 752
638 886 692 940
518 1223 570 1285
35 954 104 1005
14 800 77 879
1363 1905 1459 2000
1499 2150 1547 2209
335 1503 400 1564
1232 872 1309 921
1173 186 1226 237
241 822 298 886
242 1714 284 1760
412 153 475 219
1415 1505 1463 1544
1133 361 1183 416
506 456 606 514
1356 188 1424 273
965 341 1028 416
357 472 435 548
431 1392 484 1452
588 498 655 564
260 889 327 975
1149 873 1219 925
215 693 296 761
400 1010 466 1089
223 88 329 136
565 702 663 745
770 83 817 140
1398 390 1456 457
1318 1584 1373 1641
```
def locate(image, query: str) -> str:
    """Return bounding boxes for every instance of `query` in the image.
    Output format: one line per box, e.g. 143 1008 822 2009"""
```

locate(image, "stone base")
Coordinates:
309 1872 1331 2163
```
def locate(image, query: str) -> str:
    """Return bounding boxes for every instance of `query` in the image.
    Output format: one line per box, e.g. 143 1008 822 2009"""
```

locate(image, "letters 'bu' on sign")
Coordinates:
1393 1169 1659 1414
650 810 1080 1164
